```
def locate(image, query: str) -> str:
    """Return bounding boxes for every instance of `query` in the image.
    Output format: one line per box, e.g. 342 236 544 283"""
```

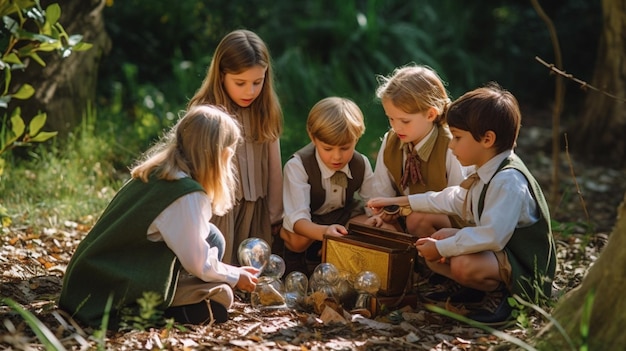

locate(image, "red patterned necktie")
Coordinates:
400 144 425 189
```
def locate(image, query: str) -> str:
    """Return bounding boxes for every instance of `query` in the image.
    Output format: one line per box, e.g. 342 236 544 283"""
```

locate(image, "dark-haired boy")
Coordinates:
367 83 556 325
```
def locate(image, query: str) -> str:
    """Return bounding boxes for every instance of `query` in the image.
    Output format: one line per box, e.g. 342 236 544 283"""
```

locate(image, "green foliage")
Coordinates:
92 294 113 350
0 0 91 175
119 291 173 331
578 289 594 351
511 295 577 351
97 0 601 164
0 105 123 229
0 204 9 226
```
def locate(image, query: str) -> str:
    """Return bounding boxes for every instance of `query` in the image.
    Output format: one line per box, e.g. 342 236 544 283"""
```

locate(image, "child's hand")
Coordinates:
325 224 348 237
415 237 443 263
365 214 384 227
241 266 261 276
236 266 260 292
431 228 460 240
366 197 394 211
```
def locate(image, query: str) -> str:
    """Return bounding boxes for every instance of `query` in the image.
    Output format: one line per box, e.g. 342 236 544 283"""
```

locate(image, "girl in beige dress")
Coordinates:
187 29 284 264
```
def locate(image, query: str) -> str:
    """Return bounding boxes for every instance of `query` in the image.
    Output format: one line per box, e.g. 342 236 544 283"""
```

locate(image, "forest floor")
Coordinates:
1 112 625 350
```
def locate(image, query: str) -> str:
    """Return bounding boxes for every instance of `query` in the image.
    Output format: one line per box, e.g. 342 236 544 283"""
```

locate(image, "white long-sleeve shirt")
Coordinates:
372 129 470 197
407 150 539 258
282 150 377 233
146 174 241 287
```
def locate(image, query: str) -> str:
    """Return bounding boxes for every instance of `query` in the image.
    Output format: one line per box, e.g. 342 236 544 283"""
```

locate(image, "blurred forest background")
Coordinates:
95 0 601 164
1 0 610 224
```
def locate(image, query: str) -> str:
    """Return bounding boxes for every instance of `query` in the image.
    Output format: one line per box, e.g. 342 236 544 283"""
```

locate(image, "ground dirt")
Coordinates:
1 112 624 350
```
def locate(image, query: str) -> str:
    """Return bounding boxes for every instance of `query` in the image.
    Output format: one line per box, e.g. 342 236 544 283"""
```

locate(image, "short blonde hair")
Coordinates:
376 64 450 124
131 105 241 215
306 97 365 146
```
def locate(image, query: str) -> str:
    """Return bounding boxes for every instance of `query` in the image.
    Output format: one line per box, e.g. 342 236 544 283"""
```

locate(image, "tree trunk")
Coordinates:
572 0 626 167
8 0 111 135
537 191 626 349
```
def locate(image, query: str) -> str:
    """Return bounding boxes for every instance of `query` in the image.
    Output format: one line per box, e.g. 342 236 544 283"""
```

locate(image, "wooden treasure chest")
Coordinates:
322 223 418 296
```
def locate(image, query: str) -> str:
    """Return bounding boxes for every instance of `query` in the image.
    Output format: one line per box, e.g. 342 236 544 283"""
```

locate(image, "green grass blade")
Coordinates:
512 294 577 351
425 303 538 351
1 298 67 351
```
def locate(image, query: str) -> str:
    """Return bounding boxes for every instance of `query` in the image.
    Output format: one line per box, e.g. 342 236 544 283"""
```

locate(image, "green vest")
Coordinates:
382 125 450 195
295 142 365 225
477 155 557 299
58 175 204 328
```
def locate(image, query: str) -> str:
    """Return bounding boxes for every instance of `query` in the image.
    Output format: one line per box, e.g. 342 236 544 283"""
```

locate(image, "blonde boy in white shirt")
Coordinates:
278 97 378 275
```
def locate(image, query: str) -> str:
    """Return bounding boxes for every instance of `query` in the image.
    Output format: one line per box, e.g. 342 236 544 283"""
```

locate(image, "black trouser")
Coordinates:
272 234 321 277
163 300 228 324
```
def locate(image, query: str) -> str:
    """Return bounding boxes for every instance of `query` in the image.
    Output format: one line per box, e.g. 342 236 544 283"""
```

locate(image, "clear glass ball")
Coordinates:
353 271 381 295
262 254 286 279
334 270 356 302
237 237 270 272
284 271 308 295
311 262 339 285
284 271 308 308
251 276 285 308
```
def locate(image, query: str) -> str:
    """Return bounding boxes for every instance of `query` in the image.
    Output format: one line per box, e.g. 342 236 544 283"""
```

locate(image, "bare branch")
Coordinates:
535 56 626 104
563 133 591 227
530 0 563 209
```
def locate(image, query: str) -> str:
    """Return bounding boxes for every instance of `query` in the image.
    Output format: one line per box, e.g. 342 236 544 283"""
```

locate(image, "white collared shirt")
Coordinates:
282 149 376 232
146 172 240 287
407 150 540 257
372 129 470 197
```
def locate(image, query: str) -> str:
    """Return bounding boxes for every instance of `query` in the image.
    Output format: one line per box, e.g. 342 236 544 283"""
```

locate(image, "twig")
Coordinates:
530 0 563 209
563 133 590 225
535 56 626 104
240 322 262 336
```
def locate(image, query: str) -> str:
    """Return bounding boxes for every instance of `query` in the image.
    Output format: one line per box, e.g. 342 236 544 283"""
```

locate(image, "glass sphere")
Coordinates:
263 254 286 279
251 276 285 308
353 271 381 295
334 270 356 303
237 238 270 272
308 274 321 293
311 262 339 285
284 271 308 295
284 271 308 308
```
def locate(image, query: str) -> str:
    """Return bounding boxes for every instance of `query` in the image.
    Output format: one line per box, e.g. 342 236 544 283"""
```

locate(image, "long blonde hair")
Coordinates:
187 29 282 143
376 64 451 125
131 105 241 215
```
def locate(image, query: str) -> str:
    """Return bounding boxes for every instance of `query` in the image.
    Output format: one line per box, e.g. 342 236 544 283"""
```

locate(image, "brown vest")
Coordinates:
295 143 365 225
382 124 451 195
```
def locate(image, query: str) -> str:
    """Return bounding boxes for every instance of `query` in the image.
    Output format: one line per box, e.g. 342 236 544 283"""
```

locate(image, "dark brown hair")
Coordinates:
446 82 521 153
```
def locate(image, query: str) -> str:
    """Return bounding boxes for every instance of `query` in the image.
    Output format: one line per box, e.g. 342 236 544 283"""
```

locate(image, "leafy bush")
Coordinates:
0 0 92 178
96 0 601 163
0 106 123 228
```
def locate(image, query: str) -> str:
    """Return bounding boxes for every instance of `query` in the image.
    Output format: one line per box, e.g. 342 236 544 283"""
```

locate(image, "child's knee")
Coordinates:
405 213 434 237
448 257 474 283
